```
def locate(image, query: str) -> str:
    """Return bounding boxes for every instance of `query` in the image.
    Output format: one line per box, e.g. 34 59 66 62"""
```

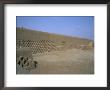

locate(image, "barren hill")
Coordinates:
16 27 94 74
16 27 93 54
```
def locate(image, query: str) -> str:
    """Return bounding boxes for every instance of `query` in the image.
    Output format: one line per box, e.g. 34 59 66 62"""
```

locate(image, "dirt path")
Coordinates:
30 48 94 74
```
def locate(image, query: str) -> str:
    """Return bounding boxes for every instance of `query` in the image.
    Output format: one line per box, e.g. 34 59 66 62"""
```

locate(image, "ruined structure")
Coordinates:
16 27 94 74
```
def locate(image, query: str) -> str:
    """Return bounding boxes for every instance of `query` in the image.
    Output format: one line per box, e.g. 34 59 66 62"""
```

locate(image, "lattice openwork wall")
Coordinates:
16 40 64 55
16 28 93 56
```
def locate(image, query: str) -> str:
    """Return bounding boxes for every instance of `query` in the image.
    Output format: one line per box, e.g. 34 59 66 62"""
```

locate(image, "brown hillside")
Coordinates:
16 27 94 54
16 27 94 74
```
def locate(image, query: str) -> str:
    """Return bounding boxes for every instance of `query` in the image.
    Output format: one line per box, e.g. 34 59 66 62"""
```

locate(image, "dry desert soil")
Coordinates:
16 27 94 74
30 48 94 74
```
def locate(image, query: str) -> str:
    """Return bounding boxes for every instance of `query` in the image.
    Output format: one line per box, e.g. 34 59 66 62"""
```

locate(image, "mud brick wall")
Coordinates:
16 40 62 54
16 47 33 59
16 28 93 55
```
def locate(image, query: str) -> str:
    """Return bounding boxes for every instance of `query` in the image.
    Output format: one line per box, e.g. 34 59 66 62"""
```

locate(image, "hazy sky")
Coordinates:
16 16 94 40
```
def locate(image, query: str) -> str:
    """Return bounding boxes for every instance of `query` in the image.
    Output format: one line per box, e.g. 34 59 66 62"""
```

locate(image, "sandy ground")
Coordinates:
30 48 94 74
